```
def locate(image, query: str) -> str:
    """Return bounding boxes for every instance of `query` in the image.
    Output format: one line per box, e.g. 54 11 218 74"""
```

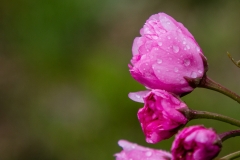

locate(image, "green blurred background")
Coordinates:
0 0 240 159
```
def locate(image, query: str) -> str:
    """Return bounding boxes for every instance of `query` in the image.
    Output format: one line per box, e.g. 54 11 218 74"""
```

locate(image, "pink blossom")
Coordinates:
129 89 188 143
129 12 206 95
115 140 172 160
171 125 222 160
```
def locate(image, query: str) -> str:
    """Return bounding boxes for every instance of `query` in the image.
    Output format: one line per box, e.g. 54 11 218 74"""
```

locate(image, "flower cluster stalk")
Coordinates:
198 76 240 104
219 130 240 142
187 109 240 128
220 150 240 160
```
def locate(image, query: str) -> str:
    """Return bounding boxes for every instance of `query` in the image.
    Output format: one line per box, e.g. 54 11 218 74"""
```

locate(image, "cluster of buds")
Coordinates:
115 12 240 160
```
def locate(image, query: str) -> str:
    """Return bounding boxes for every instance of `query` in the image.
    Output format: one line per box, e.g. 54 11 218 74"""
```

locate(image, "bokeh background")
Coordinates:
0 0 240 159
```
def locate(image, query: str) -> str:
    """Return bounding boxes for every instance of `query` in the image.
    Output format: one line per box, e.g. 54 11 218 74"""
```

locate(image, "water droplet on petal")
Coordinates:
191 72 197 78
177 29 182 33
157 59 162 64
135 95 141 99
198 70 203 74
196 47 200 52
184 59 190 66
167 36 171 39
158 42 162 46
152 114 157 119
145 151 152 157
183 41 186 45
180 79 185 84
173 45 179 53
152 35 158 39
174 67 179 72
186 45 190 49
183 47 187 50
147 139 153 143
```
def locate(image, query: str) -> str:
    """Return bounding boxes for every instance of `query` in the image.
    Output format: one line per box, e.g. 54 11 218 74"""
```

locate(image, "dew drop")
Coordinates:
191 72 197 78
135 95 141 99
184 59 190 66
167 36 171 39
183 41 186 45
145 151 152 157
147 139 153 143
152 114 157 119
157 59 162 64
186 45 190 49
173 45 179 53
158 42 162 46
196 47 200 52
198 70 203 74
152 35 158 39
174 67 179 72
183 47 187 50
180 79 185 84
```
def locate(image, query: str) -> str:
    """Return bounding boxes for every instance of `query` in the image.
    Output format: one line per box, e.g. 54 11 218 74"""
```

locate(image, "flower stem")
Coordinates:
198 76 240 104
227 52 240 68
219 150 240 160
218 130 240 142
188 109 240 127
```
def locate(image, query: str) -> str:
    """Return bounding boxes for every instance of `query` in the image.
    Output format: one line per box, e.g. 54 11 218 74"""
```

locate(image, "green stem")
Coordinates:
219 150 240 160
188 109 240 127
198 76 240 104
218 130 240 142
227 52 240 68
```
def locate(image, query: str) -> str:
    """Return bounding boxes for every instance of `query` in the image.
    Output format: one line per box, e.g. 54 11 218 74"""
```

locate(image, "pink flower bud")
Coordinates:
129 12 206 95
115 140 172 160
171 125 222 160
129 89 188 144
